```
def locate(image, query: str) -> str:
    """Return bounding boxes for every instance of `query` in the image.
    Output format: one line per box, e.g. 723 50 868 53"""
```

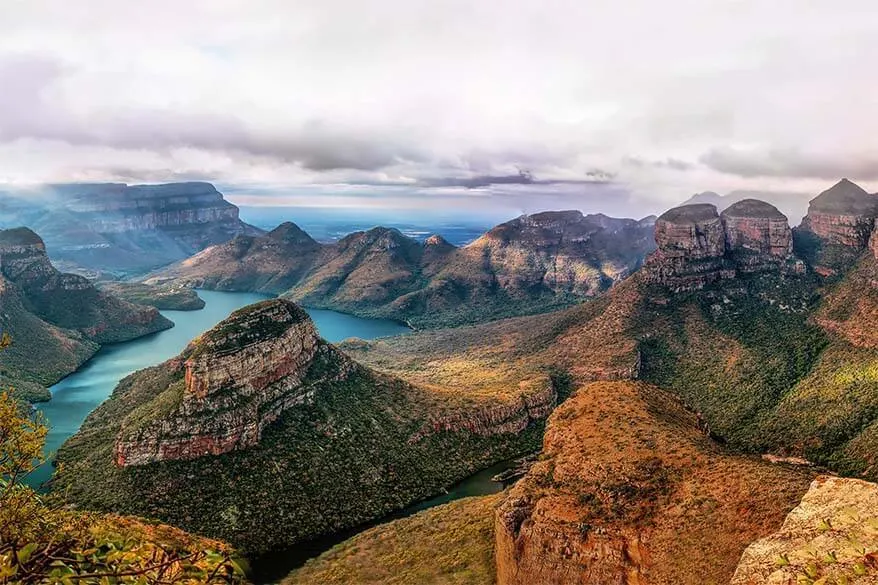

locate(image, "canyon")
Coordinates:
0 182 260 274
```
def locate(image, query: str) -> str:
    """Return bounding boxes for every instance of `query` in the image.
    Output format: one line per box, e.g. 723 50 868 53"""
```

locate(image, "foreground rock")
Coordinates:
151 211 657 328
494 381 814 585
0 227 172 402
731 475 878 584
0 182 261 273
54 299 551 556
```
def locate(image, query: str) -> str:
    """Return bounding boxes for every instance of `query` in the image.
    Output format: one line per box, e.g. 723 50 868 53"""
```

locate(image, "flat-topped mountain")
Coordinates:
151 210 657 328
0 227 171 402
0 182 261 274
54 298 555 556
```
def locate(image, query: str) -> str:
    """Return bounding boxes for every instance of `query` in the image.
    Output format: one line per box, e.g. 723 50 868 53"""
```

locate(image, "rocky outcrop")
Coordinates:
721 199 795 272
494 381 815 585
731 475 878 584
114 300 331 466
409 378 556 442
643 200 800 290
797 179 878 276
0 182 261 273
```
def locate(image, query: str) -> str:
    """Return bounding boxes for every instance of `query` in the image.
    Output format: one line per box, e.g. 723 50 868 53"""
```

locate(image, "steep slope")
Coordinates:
0 227 172 402
0 182 261 274
283 495 500 585
152 211 657 328
53 299 552 557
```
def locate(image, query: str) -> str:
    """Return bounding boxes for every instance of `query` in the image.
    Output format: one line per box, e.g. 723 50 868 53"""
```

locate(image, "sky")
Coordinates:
1 0 877 219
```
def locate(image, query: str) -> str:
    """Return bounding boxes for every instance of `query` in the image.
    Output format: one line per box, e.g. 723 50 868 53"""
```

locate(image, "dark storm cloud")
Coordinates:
701 147 878 182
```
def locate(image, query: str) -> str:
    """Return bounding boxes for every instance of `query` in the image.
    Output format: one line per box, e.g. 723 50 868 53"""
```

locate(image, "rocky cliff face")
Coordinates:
114 300 328 466
494 381 815 585
0 182 260 273
796 179 878 276
643 200 800 291
731 475 878 584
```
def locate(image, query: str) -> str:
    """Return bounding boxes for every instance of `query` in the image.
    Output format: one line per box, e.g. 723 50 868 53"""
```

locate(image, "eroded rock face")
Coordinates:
642 203 735 291
722 199 794 272
114 300 330 466
731 475 878 584
643 200 801 290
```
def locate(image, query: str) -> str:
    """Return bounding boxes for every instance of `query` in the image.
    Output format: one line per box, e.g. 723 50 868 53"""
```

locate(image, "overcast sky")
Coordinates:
1 0 877 218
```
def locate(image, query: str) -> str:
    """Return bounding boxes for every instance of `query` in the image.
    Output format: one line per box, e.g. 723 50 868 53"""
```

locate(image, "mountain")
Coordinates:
53 299 553 557
0 182 262 274
0 227 172 402
150 211 658 328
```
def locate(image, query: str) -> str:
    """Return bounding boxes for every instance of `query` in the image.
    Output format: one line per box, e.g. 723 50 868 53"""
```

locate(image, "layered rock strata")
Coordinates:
114 300 328 466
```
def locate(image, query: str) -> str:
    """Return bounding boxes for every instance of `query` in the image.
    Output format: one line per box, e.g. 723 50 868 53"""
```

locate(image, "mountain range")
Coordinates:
148 211 658 328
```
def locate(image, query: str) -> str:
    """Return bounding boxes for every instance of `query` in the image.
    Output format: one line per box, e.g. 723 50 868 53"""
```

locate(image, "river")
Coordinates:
29 290 411 488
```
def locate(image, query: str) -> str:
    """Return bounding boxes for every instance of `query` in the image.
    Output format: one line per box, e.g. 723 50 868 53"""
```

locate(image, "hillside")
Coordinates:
149 211 657 328
52 299 552 557
0 182 262 274
0 227 172 402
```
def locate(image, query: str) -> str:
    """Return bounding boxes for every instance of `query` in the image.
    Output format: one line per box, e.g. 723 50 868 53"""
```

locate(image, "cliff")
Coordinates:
796 179 878 276
151 210 657 328
731 475 878 584
53 298 551 557
0 182 261 273
0 227 172 402
494 381 814 585
642 200 802 291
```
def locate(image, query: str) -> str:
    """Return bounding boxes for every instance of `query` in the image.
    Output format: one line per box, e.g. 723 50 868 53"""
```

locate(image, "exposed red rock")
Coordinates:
114 300 328 466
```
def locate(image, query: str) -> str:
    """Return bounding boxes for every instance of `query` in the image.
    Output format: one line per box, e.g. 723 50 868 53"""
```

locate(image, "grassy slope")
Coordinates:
283 495 499 585
97 281 206 311
54 345 544 557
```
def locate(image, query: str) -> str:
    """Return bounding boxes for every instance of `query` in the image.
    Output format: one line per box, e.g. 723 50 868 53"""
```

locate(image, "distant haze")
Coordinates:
1 1 877 217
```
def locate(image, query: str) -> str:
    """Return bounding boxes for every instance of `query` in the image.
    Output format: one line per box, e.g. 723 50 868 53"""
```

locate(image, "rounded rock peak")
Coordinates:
658 203 719 224
424 234 451 246
191 299 314 357
0 227 45 247
721 199 787 220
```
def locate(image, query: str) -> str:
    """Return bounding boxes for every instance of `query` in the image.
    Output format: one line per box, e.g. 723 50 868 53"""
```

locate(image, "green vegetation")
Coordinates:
283 495 499 585
97 282 206 311
0 388 247 584
53 345 544 558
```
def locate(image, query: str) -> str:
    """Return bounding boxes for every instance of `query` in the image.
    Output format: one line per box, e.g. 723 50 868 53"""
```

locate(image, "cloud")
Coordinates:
701 147 878 182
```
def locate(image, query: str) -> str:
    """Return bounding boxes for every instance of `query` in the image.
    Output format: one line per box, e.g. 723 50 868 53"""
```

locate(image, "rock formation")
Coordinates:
115 301 326 466
642 200 801 291
0 182 261 273
494 381 815 585
796 179 878 276
731 475 878 584
152 211 657 328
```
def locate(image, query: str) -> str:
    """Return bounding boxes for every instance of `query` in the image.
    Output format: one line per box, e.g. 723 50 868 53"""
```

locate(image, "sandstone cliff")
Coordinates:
642 200 799 291
731 475 878 584
796 179 878 276
494 381 815 585
0 227 172 401
152 210 657 328
0 182 261 273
